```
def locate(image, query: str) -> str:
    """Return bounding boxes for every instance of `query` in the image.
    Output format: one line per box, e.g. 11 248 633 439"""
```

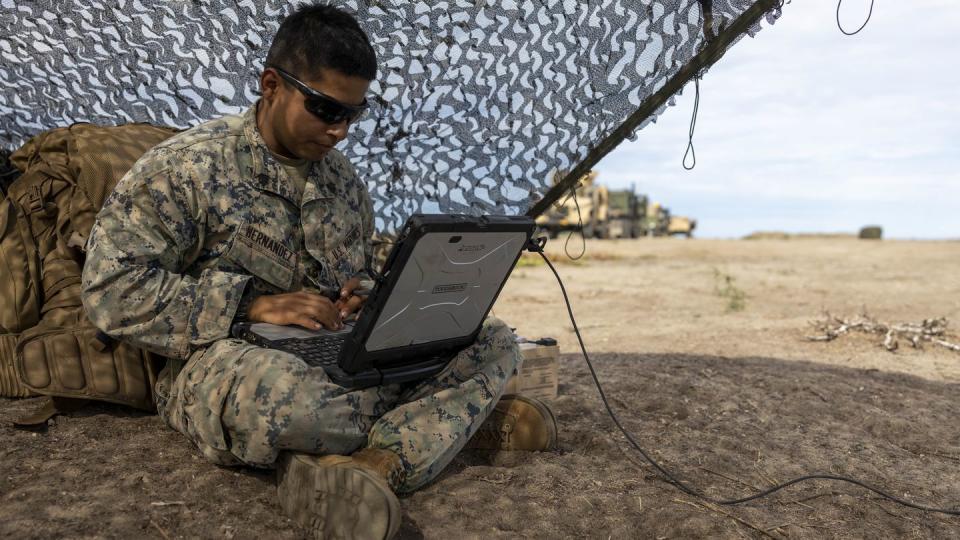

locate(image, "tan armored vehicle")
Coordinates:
605 188 648 238
645 202 696 237
667 215 697 237
534 171 647 239
535 171 603 238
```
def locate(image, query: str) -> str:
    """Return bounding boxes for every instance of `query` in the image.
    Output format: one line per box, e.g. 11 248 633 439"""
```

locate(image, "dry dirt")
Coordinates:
3 237 959 539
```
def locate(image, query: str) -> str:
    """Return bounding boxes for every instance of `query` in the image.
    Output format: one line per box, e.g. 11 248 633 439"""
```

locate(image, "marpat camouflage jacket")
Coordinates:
81 104 374 361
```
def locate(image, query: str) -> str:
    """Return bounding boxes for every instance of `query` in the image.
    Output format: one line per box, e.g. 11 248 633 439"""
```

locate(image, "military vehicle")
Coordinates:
605 188 648 238
667 215 697 237
534 171 648 239
645 201 696 238
535 171 600 238
644 201 669 237
858 225 882 240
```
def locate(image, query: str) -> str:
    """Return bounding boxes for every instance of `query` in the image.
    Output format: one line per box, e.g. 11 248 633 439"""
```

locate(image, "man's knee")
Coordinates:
163 340 323 466
447 317 521 390
480 316 513 341
220 348 340 463
477 317 521 370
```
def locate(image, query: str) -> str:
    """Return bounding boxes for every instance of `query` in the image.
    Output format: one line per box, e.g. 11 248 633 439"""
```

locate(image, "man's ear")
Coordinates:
260 68 282 102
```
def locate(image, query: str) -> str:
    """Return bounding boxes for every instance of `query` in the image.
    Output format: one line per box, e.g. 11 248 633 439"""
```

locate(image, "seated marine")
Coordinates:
80 4 558 539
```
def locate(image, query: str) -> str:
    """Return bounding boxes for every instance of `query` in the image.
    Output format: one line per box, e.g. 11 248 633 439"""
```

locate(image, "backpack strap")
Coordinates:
15 320 162 411
0 333 34 398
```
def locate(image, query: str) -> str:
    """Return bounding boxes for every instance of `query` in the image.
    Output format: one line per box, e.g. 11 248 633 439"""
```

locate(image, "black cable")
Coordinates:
562 187 586 261
837 0 874 36
682 78 700 171
531 244 960 516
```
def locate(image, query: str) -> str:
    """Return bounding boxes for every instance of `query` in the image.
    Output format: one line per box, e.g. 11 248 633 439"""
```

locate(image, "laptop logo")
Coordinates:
458 244 485 252
432 283 467 294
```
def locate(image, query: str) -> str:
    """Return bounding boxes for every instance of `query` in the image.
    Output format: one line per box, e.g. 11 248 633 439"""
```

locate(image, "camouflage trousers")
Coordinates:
155 317 520 493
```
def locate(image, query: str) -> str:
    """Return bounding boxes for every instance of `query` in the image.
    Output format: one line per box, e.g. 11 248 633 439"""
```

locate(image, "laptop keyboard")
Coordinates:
274 334 347 367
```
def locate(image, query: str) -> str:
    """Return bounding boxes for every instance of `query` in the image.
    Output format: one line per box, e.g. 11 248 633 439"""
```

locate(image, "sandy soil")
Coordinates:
2 237 959 539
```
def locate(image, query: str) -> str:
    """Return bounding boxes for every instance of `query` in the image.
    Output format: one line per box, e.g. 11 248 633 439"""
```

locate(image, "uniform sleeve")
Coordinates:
81 156 251 360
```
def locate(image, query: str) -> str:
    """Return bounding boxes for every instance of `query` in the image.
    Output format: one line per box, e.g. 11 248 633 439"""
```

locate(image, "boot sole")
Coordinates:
277 453 402 540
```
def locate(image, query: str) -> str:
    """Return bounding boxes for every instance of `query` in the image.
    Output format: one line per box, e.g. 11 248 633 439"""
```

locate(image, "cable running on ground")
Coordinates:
532 245 960 516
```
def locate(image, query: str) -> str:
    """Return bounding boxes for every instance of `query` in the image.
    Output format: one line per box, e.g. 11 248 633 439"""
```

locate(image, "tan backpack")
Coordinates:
0 123 179 416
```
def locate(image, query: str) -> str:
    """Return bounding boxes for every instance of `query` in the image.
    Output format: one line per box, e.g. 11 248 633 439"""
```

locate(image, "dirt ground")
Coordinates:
2 237 959 539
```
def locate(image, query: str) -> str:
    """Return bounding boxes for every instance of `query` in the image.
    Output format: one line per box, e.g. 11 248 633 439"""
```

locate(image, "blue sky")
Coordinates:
599 0 960 239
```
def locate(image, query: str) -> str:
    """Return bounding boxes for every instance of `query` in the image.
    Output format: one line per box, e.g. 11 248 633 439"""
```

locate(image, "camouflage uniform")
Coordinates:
81 104 521 492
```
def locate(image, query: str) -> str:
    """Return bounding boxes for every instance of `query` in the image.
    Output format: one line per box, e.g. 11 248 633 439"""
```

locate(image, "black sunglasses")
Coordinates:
268 65 368 125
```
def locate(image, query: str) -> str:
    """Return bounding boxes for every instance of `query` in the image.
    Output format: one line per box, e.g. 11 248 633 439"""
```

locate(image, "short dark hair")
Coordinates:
266 4 377 81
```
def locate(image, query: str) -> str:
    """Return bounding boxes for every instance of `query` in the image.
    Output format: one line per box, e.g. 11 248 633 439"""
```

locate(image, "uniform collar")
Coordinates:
242 102 349 206
242 103 310 204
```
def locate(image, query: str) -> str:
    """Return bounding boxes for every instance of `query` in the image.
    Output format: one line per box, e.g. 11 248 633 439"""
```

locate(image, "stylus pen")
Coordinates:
304 272 341 301
315 286 340 302
318 287 370 300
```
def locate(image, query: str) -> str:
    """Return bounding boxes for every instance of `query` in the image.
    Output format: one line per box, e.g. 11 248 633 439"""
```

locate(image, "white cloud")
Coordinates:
598 0 960 238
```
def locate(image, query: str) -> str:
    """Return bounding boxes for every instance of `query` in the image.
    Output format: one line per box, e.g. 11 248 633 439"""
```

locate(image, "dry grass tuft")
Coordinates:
713 268 747 312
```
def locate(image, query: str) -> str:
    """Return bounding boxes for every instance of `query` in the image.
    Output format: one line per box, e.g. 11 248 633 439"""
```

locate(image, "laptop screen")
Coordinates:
363 229 528 352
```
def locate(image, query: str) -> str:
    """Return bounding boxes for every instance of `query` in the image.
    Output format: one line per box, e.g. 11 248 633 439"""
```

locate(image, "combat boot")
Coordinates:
466 394 558 451
277 448 405 540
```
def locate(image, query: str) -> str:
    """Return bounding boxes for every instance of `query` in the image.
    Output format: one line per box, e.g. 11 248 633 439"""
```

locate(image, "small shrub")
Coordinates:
713 268 747 312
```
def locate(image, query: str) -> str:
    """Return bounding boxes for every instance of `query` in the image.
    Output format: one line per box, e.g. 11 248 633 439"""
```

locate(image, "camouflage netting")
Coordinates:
0 0 781 231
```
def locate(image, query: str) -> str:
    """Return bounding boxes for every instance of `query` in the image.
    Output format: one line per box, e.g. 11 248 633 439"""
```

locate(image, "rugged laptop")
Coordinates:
231 214 536 389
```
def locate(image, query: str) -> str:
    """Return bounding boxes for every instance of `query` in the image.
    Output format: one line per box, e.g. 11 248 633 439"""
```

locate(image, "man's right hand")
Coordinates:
246 291 343 330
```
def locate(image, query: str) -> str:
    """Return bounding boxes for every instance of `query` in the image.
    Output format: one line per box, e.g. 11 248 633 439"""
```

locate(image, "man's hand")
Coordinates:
247 291 343 330
337 276 368 320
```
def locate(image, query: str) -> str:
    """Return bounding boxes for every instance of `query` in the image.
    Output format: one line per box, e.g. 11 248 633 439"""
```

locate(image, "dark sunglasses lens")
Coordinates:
305 97 360 124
